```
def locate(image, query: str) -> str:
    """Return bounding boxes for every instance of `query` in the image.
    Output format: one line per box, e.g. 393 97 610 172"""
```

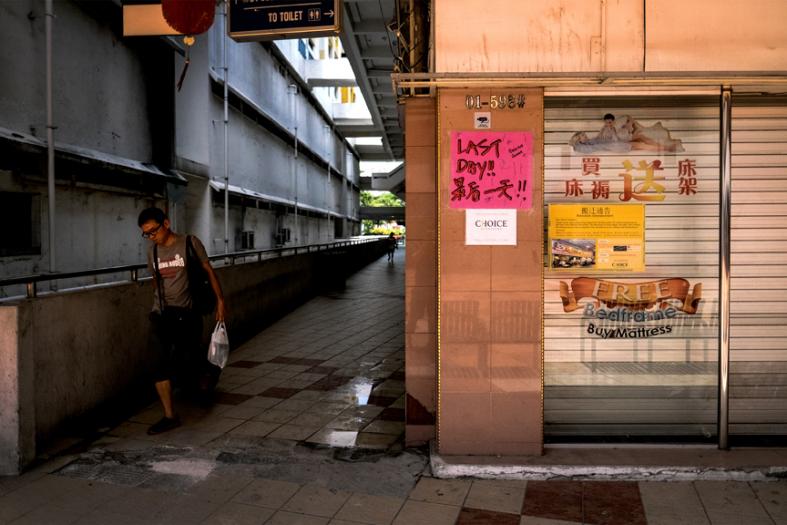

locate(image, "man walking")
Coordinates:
386 232 397 263
138 207 226 435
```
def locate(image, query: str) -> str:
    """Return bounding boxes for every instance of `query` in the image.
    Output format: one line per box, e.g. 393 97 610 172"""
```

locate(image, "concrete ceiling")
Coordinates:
339 0 402 161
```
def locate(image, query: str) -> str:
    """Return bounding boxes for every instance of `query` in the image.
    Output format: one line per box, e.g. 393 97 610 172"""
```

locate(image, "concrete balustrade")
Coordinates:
0 240 387 475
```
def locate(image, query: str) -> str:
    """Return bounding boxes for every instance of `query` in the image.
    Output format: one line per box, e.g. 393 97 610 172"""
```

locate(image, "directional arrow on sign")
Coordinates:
325 10 335 18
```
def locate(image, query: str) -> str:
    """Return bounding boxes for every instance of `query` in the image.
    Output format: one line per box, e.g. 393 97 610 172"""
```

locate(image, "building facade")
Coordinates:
402 0 787 454
0 0 361 297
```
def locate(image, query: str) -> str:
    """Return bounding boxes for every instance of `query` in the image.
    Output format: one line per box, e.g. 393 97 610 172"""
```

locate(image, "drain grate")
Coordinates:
53 447 193 487
56 460 102 480
95 464 157 486
56 459 157 487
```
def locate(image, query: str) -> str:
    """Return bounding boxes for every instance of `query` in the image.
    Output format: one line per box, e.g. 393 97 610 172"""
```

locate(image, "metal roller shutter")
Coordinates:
730 96 787 438
543 95 721 441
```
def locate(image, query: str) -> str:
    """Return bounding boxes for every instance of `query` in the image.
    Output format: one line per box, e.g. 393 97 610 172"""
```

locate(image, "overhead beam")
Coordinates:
307 78 358 88
360 45 394 59
355 144 387 155
359 206 405 221
340 9 394 159
367 69 394 78
349 19 390 34
335 124 384 137
357 151 397 161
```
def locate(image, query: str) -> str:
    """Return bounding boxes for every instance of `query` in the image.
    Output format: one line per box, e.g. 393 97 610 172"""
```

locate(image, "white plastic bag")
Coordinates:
207 321 230 369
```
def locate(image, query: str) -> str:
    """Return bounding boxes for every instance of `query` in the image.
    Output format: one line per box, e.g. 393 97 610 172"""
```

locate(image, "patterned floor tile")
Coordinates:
583 481 646 525
365 395 397 407
522 481 582 523
213 392 254 406
282 484 352 518
306 366 340 375
304 429 360 447
377 408 405 422
464 480 526 515
268 424 322 441
354 432 400 449
231 478 301 509
456 507 521 525
392 500 461 525
409 477 472 506
253 409 300 424
362 420 404 435
226 360 264 369
259 387 302 399
228 421 280 437
268 357 307 365
334 492 405 524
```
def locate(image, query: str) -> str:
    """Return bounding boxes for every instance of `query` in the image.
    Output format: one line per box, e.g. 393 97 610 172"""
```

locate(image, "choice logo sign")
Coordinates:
559 277 703 339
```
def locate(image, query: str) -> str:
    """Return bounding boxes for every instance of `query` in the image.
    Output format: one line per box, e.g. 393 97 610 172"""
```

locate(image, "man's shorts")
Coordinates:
148 307 203 384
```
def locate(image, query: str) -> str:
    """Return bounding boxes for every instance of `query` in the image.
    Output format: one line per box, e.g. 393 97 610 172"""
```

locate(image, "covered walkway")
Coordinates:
5 247 787 524
0 247 432 523
83 244 407 452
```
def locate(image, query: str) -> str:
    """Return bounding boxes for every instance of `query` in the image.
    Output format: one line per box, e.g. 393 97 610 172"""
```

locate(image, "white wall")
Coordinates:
207 17 348 167
434 0 643 73
434 0 787 74
645 0 787 71
0 0 361 283
175 38 211 169
0 169 165 291
0 0 154 160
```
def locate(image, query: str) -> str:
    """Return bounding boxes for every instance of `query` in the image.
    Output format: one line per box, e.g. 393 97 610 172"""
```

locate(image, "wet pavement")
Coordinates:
3 247 787 524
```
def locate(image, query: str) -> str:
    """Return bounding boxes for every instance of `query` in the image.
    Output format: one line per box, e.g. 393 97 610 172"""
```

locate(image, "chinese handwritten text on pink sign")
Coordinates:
450 131 533 209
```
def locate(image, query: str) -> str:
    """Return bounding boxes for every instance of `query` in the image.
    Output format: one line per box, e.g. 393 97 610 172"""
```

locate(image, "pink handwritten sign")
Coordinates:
450 131 533 209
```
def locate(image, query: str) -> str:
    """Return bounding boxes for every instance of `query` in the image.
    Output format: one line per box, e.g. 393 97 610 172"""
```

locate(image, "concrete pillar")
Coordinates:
0 305 36 475
436 89 544 456
404 98 438 445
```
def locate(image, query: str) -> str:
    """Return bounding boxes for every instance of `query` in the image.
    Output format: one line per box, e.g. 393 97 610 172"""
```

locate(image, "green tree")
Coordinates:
360 191 405 235
360 191 404 207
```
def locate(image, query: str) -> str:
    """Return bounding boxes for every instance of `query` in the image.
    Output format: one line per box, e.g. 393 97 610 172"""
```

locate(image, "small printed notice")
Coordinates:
450 131 533 209
548 204 645 271
466 209 517 246
474 112 491 129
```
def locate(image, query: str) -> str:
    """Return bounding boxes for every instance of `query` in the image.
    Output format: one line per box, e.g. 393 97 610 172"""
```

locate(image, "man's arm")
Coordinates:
202 260 226 322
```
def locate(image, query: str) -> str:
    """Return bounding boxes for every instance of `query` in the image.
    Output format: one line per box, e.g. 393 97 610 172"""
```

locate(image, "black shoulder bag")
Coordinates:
186 235 217 315
153 244 165 313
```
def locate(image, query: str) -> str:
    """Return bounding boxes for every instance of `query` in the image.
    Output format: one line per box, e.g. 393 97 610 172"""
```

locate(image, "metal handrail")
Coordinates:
1 238 382 298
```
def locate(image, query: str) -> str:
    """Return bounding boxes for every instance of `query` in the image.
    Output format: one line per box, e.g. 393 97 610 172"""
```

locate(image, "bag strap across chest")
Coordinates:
153 243 165 311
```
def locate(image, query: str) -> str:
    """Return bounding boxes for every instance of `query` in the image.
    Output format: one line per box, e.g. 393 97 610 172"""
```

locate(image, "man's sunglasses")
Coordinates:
141 224 163 239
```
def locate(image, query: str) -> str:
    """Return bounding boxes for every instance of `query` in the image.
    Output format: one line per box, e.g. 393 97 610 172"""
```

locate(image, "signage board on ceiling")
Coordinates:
228 0 341 42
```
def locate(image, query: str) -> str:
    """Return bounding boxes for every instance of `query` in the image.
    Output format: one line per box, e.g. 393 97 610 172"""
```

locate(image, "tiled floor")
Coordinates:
4 248 787 524
114 246 408 453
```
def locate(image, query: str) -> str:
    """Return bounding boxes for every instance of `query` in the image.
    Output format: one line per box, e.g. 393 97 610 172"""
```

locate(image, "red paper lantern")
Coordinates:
162 0 215 35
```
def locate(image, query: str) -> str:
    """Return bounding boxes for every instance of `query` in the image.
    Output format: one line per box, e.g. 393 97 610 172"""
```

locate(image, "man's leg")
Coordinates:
147 311 181 434
154 380 175 418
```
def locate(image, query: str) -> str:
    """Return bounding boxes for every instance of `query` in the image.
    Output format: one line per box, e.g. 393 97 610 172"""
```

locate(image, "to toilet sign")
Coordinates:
228 0 341 41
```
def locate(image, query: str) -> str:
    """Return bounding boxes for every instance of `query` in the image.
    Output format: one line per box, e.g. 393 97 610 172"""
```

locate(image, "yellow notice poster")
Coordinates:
548 204 645 272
